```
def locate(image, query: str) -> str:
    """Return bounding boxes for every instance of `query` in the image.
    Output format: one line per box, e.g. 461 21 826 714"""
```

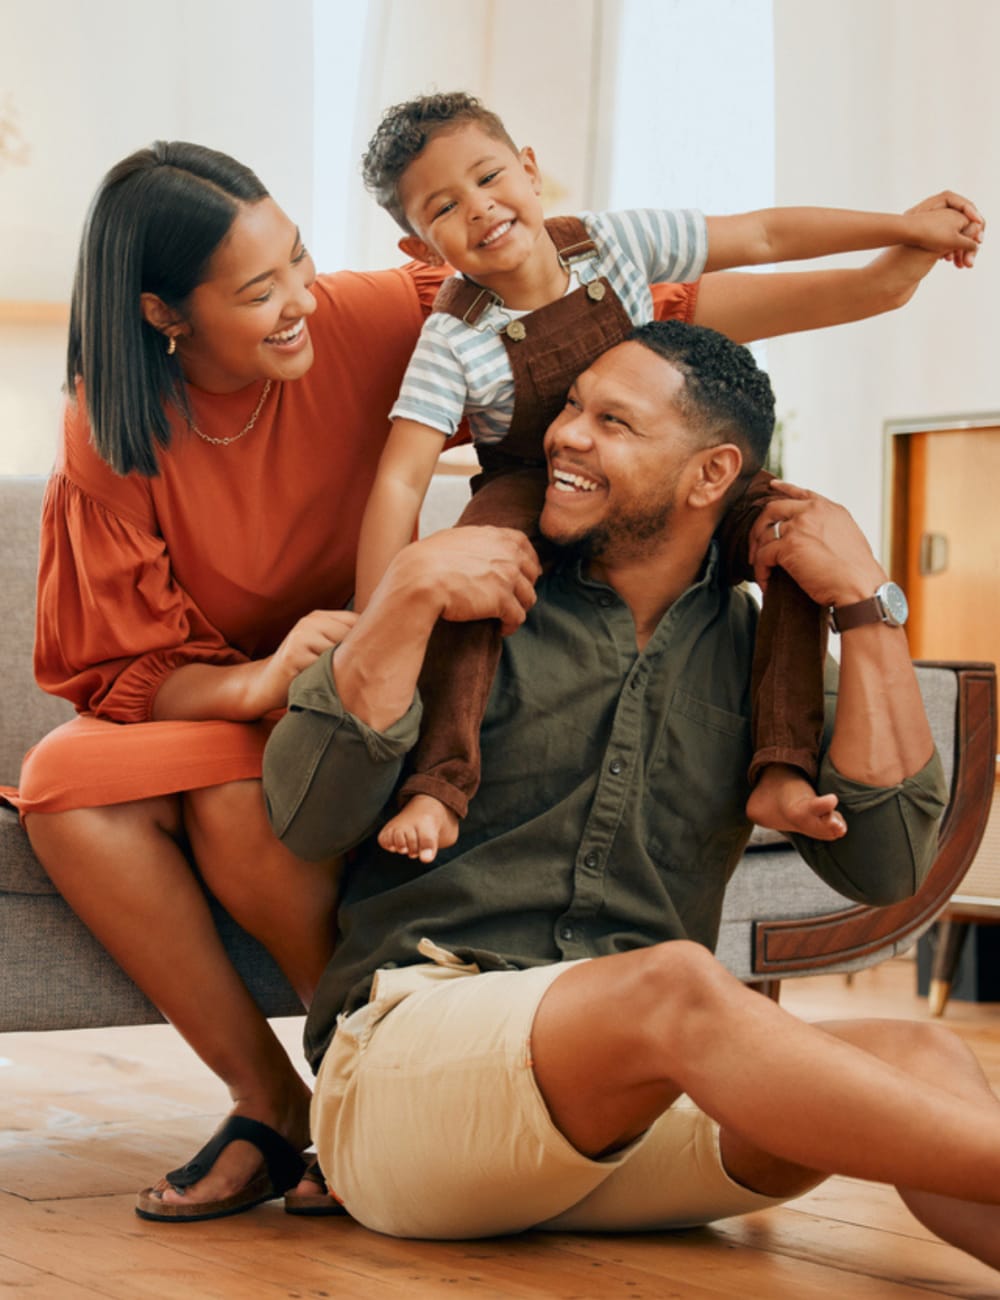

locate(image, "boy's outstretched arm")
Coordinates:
354 418 447 611
689 190 982 343
704 192 983 272
692 245 934 343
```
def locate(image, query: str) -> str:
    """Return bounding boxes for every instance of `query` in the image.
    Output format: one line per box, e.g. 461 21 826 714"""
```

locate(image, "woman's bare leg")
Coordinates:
183 779 341 1006
24 787 334 1207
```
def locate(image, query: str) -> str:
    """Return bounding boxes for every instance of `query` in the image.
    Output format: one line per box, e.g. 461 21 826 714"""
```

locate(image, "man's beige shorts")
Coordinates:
311 942 786 1239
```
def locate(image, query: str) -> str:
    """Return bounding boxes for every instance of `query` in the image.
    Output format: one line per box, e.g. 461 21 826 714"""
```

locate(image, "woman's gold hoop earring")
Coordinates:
166 335 177 357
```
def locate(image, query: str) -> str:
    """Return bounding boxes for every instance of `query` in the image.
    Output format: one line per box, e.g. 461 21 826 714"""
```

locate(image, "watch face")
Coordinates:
879 582 909 627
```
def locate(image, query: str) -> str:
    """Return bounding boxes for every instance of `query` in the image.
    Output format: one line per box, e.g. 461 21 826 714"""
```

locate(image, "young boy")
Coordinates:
356 91 982 863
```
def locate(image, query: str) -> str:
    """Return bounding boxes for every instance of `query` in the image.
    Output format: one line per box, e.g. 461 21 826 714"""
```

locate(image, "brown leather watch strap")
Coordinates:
830 596 885 632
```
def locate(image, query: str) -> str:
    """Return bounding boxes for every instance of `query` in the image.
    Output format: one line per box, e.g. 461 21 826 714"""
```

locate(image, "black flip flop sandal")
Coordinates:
135 1115 305 1223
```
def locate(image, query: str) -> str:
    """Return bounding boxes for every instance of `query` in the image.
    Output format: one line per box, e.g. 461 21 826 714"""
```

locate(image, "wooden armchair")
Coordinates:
717 661 997 998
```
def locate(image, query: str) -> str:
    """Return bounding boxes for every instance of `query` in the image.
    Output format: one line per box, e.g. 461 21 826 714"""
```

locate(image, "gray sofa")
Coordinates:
1 474 995 1032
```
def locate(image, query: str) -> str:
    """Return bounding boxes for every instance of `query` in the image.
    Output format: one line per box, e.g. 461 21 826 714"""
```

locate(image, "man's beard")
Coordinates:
543 495 677 566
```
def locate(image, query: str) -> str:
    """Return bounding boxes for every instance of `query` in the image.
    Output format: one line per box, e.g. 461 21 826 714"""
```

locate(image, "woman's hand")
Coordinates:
247 610 359 716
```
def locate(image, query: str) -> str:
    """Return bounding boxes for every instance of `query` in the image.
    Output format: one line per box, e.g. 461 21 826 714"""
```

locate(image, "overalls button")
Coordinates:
505 320 527 341
587 281 606 302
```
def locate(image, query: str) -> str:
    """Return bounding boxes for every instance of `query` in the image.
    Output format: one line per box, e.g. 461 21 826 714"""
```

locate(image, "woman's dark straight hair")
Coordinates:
66 141 269 476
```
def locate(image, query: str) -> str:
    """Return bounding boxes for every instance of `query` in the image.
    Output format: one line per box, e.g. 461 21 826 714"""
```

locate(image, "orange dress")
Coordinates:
11 264 445 814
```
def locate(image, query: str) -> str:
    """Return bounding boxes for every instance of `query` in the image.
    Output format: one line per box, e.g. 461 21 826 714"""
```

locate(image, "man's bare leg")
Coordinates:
530 942 1000 1266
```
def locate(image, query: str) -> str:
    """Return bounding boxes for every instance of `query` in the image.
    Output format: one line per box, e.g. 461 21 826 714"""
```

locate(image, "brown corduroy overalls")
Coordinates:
399 217 827 819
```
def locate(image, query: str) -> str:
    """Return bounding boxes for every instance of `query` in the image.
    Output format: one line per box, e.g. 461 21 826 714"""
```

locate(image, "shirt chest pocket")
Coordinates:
644 689 753 874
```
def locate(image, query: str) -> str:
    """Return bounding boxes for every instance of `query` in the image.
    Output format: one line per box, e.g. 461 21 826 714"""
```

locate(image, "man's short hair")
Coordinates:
361 91 519 233
629 320 775 477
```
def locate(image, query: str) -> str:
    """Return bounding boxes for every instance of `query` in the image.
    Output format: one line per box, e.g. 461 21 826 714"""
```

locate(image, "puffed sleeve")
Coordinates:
651 279 701 323
34 403 247 723
402 258 450 319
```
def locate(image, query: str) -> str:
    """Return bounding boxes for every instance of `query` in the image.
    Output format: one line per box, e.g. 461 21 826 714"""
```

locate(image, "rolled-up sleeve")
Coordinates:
262 648 423 860
791 747 948 905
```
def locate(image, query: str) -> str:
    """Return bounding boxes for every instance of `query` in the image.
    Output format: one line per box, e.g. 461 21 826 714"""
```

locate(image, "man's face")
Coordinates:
539 342 698 563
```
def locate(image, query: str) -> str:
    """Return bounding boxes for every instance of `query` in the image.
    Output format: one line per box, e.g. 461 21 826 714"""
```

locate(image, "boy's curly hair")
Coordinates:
361 91 518 233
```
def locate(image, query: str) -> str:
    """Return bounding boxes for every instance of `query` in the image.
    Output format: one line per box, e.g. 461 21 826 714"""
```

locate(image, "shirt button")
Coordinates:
598 594 613 608
609 758 623 775
560 925 574 941
584 851 599 869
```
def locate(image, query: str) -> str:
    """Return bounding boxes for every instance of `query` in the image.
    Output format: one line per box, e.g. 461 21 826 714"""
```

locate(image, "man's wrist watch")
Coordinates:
830 581 909 633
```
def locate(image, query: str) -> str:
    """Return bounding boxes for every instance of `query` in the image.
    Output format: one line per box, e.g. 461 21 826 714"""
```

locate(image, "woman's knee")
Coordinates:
183 779 268 844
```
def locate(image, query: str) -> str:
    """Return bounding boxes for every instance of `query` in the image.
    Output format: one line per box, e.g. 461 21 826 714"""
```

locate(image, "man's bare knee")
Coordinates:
530 941 738 1156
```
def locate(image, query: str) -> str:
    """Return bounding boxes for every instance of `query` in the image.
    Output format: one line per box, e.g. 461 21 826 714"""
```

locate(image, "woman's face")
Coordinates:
176 197 318 393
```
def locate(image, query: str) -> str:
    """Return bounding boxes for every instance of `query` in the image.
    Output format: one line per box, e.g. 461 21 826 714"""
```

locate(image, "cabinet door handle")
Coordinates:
919 532 949 576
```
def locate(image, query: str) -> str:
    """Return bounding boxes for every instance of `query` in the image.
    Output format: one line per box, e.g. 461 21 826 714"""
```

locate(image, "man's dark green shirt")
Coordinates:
263 553 947 1073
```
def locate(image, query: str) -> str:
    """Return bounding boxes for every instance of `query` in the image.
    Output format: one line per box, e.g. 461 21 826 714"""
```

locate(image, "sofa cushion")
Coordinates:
0 476 76 785
0 806 56 894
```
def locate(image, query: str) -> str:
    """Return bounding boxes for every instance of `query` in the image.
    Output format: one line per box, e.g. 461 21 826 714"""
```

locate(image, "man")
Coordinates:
264 322 1000 1270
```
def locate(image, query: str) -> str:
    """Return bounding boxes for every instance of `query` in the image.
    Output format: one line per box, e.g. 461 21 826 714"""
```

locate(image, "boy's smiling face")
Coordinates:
396 122 548 289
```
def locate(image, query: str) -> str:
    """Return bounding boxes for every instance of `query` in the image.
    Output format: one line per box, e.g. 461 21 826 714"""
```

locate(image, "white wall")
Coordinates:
0 0 316 472
348 0 612 270
2 0 996 507
768 0 999 551
605 0 774 216
0 0 315 303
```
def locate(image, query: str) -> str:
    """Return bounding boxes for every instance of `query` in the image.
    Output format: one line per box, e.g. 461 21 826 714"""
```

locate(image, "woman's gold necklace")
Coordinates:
190 380 273 446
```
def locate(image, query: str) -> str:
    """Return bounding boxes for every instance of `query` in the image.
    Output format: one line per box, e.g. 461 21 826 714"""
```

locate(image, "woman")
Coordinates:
10 139 971 1222
15 141 448 1221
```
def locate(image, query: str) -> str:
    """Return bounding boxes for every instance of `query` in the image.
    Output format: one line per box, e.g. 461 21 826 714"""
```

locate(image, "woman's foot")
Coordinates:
746 763 847 841
377 794 460 863
138 1080 312 1219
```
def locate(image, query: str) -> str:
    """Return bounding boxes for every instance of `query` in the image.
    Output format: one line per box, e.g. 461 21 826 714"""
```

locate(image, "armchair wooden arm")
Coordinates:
750 661 997 981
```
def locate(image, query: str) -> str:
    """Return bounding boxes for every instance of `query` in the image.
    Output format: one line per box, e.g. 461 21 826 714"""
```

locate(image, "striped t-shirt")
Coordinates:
390 208 708 448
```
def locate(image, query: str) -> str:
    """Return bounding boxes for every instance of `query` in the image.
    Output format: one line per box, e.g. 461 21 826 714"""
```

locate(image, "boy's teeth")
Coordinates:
481 221 512 246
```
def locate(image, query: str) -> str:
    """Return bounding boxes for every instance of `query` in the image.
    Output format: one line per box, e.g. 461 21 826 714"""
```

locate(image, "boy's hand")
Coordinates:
905 191 984 268
904 206 983 264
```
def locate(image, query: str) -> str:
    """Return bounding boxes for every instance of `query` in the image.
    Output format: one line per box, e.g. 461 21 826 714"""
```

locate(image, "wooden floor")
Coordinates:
2 959 999 1299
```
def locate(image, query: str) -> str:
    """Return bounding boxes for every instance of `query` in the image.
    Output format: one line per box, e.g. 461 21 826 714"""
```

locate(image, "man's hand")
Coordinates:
402 526 542 636
334 526 541 733
749 482 935 788
747 481 886 609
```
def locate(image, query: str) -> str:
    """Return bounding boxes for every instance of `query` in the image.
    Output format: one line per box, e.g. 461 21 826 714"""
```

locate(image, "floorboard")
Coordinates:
2 959 999 1298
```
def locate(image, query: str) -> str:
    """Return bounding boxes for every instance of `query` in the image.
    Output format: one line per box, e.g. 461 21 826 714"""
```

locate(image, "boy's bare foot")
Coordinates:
746 763 847 841
378 794 460 863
